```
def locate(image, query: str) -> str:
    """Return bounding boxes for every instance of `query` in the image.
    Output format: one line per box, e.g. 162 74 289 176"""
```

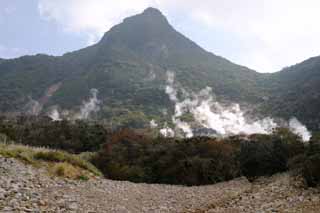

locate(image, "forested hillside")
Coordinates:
0 8 319 131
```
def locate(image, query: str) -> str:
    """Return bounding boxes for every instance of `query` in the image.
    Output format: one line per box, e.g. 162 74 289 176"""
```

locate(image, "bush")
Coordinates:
0 116 312 186
0 116 109 153
239 140 283 179
239 131 305 180
302 154 320 187
273 128 305 158
91 129 309 185
301 137 320 187
93 131 240 185
288 154 306 173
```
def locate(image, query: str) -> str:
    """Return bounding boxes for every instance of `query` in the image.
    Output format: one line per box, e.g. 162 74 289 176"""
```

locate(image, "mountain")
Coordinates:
0 8 319 130
262 56 320 130
0 8 264 125
0 59 5 66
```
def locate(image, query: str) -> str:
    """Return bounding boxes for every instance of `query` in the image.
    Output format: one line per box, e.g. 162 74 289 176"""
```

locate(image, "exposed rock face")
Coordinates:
0 156 319 212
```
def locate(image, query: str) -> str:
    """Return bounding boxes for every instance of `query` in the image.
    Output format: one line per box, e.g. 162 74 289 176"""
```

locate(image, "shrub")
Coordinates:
0 117 312 186
93 129 308 185
239 131 304 180
273 128 305 158
301 137 320 187
302 154 320 187
0 116 109 153
287 154 306 173
93 132 240 185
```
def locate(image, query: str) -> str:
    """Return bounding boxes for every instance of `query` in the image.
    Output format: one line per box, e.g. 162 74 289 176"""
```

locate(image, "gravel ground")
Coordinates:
0 156 319 213
202 173 320 213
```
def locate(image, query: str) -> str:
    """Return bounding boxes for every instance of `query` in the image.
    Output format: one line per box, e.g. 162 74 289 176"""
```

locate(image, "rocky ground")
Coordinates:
0 156 319 213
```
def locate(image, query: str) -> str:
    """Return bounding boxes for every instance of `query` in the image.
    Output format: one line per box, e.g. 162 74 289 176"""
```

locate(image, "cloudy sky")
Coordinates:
1 0 320 72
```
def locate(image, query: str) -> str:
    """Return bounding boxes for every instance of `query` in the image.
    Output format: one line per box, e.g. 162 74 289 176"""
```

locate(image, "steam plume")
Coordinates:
164 71 194 137
160 123 175 137
150 119 158 128
163 71 308 138
48 108 62 121
25 97 42 115
75 88 101 120
289 117 311 142
192 101 277 135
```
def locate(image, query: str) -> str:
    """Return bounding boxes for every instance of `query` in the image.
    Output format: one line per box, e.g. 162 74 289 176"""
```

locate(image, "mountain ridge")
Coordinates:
0 8 319 130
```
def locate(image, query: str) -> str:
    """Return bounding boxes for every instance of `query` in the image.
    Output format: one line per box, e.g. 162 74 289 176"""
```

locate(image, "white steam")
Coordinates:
25 97 42 115
48 89 101 121
160 123 175 137
162 71 311 140
48 108 62 121
192 101 277 135
163 71 194 137
289 117 312 142
172 117 194 138
76 88 101 120
150 119 158 128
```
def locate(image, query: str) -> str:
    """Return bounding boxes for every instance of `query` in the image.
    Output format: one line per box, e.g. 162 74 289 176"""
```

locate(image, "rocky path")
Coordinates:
1 156 320 213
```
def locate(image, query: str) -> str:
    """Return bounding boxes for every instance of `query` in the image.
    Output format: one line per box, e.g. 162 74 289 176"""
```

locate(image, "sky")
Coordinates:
1 0 320 73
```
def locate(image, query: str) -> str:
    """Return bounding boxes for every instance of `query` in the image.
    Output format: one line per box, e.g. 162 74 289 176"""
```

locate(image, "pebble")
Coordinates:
1 156 320 213
67 202 79 210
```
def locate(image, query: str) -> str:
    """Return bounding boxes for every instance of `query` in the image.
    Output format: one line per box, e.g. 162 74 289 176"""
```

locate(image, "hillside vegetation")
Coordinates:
1 132 320 212
1 117 320 187
262 56 320 130
1 8 319 131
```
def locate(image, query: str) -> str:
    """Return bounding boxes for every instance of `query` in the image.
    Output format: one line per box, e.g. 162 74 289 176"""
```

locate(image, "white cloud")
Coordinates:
38 0 320 72
4 6 16 15
38 0 157 45
185 0 320 72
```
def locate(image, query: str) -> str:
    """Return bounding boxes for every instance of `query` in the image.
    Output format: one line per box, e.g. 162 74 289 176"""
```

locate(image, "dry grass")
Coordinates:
49 162 90 179
0 140 102 179
34 150 101 176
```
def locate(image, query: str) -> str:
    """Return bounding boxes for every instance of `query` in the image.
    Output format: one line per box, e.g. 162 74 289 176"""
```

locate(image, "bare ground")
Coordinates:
0 156 319 213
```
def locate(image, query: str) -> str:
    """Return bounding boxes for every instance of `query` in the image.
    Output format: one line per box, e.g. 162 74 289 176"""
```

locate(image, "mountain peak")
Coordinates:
142 7 163 15
121 7 168 25
100 7 171 47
